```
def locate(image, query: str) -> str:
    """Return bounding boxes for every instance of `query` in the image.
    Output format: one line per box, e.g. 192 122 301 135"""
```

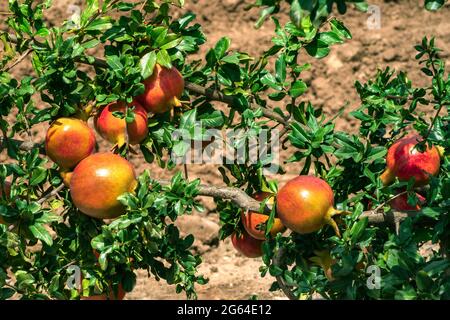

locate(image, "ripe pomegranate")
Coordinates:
137 64 184 114
94 100 148 147
45 118 96 170
276 176 345 237
240 192 286 240
380 135 440 186
231 230 263 258
70 153 137 219
390 192 425 211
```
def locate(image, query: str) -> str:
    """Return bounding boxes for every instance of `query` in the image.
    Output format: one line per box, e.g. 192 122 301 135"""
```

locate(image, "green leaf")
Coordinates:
106 55 123 71
350 217 368 243
425 0 445 11
329 19 352 39
290 80 307 97
275 54 287 82
415 270 434 292
289 0 303 28
85 17 113 31
81 0 99 26
140 51 157 79
305 39 330 59
156 50 172 68
29 223 53 246
215 37 231 60
30 168 47 186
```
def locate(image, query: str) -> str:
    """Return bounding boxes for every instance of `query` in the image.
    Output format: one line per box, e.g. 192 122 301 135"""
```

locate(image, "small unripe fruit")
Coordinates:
94 101 148 147
70 153 137 219
380 135 440 186
231 230 263 258
45 118 96 170
241 192 286 240
137 64 184 114
276 176 345 237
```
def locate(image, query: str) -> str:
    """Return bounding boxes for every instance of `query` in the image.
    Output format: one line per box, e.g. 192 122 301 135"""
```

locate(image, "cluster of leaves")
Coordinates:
262 37 450 299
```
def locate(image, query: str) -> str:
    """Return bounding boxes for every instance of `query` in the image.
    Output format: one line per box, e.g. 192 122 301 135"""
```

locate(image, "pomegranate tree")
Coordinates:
0 0 449 301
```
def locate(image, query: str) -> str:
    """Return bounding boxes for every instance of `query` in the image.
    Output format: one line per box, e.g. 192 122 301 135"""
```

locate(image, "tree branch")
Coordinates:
185 82 289 126
2 137 419 225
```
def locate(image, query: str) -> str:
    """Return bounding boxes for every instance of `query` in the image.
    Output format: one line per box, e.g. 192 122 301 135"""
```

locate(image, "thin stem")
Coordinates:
37 184 65 205
422 103 444 141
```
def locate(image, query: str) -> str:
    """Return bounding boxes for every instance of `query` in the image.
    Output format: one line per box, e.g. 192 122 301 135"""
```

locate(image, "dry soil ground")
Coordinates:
1 0 450 300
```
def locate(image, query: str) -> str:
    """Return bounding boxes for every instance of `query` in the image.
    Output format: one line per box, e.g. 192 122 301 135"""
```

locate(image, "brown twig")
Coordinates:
184 82 289 126
37 184 65 205
2 47 32 72
273 246 297 300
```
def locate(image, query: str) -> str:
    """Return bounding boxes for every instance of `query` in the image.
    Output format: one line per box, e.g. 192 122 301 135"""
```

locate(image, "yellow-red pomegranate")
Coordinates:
241 192 286 240
231 230 263 258
94 100 148 147
380 135 440 186
45 118 96 170
390 192 425 211
70 153 137 219
137 64 184 114
276 176 344 236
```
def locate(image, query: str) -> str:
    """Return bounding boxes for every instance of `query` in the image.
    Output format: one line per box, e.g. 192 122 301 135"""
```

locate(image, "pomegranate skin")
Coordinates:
94 100 148 146
137 64 184 114
241 192 286 240
70 153 137 219
45 118 96 170
390 193 426 211
381 135 440 186
231 230 264 258
276 176 343 236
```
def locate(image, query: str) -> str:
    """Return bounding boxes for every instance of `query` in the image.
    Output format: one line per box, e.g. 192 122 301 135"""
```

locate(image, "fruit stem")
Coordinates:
380 168 394 186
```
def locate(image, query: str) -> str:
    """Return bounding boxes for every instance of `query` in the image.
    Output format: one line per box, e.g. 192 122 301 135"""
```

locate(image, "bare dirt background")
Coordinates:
1 0 450 300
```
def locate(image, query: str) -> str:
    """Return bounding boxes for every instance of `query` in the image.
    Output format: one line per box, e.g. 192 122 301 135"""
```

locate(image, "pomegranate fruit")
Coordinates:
231 230 263 258
94 100 148 147
70 153 137 219
390 192 425 211
276 176 345 237
241 192 286 240
137 64 184 114
45 118 96 170
380 135 440 186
